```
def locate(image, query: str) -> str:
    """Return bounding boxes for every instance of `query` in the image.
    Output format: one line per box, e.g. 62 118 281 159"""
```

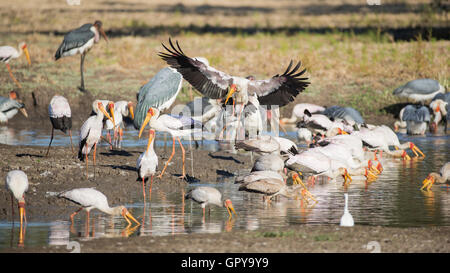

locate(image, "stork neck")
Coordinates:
344 194 349 212
100 205 122 216
146 132 154 153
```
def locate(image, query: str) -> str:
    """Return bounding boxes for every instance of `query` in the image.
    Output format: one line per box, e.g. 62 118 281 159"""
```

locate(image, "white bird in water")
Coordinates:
46 95 74 156
6 170 29 227
185 186 237 220
0 41 31 88
421 162 450 191
0 91 28 123
105 100 134 149
54 188 140 227
78 100 114 178
138 107 202 180
340 193 354 227
55 20 108 92
6 170 29 246
137 129 158 198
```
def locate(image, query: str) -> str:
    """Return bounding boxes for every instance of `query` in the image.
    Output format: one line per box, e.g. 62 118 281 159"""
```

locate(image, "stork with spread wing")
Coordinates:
158 38 310 136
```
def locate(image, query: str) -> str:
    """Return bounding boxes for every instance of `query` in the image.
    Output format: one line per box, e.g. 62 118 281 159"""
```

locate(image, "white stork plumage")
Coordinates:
54 188 140 227
421 162 450 191
46 95 74 156
137 129 158 198
104 100 134 149
55 20 108 92
6 170 29 227
138 107 202 179
78 100 114 178
340 193 354 227
0 41 31 88
281 103 325 124
158 38 309 130
185 186 237 219
0 91 28 123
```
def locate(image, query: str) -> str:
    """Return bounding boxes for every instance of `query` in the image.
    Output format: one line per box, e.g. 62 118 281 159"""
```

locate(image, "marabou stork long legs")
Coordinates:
79 53 86 92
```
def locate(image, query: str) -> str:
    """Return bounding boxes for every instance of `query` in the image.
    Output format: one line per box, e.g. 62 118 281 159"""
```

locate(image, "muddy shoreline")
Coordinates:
1 144 450 253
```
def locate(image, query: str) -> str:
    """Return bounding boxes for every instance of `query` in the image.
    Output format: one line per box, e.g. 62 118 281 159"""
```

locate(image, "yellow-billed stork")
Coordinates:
421 162 450 191
0 91 28 123
185 186 237 220
137 129 158 198
0 42 31 88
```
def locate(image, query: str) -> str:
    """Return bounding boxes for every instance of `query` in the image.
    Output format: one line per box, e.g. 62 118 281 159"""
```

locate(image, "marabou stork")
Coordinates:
55 20 108 92
400 105 431 135
393 79 445 103
46 95 74 156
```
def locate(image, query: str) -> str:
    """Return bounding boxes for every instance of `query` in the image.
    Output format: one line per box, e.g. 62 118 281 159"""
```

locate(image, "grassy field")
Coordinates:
0 0 448 124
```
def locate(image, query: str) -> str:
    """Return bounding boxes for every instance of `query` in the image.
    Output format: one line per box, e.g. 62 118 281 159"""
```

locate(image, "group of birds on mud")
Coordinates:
1 20 449 244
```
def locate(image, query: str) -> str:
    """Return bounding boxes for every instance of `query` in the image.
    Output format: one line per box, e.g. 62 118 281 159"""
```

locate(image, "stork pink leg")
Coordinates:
158 137 176 178
177 137 186 179
85 143 88 179
142 177 146 199
45 127 54 157
6 63 22 89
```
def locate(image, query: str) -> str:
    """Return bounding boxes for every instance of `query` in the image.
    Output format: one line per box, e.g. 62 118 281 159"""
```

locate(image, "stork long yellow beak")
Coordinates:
99 104 114 126
19 107 28 118
138 110 153 138
129 105 134 120
108 103 116 126
123 209 140 226
23 47 31 66
224 85 236 105
227 204 237 218
412 144 425 158
421 176 435 191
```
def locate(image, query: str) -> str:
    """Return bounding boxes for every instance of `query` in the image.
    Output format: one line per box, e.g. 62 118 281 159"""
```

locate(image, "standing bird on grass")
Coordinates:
78 100 114 179
53 188 140 227
0 91 28 123
55 20 108 92
137 129 158 199
0 42 31 88
158 38 309 133
46 95 74 156
6 170 28 245
185 186 237 220
138 107 202 180
393 79 445 103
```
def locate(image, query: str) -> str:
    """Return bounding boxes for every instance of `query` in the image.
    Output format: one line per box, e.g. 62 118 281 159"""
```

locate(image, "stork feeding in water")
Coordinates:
0 91 28 123
55 20 108 92
5 170 29 245
185 186 237 220
0 41 31 88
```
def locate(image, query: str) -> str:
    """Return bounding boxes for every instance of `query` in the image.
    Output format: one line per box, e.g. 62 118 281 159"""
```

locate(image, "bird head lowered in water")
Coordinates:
9 91 28 118
116 206 140 226
93 20 109 43
223 199 237 218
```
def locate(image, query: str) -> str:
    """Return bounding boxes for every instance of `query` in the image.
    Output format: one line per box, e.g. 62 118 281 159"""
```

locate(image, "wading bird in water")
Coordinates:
138 107 202 180
46 95 74 156
158 38 309 134
185 186 237 220
55 20 108 92
421 162 450 191
0 91 28 123
137 129 158 198
53 188 140 228
0 42 31 88
6 170 29 246
78 100 114 179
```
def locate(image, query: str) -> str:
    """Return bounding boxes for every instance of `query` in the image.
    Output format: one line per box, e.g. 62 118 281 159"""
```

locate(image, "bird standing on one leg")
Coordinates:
55 20 108 92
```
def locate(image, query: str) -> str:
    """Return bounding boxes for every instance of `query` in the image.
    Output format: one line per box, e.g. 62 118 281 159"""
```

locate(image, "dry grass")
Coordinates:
0 0 448 124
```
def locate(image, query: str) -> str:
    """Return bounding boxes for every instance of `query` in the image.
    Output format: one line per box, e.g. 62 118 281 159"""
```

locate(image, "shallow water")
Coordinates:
0 126 449 250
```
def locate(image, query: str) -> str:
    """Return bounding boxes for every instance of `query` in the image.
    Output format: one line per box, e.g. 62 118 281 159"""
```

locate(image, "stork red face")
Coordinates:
107 101 116 125
224 199 237 218
225 84 237 104
138 108 156 138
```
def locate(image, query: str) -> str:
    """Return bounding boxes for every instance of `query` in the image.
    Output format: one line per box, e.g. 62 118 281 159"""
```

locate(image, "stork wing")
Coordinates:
247 60 310 107
158 38 233 99
55 24 94 60
160 114 202 130
403 105 430 122
0 97 24 112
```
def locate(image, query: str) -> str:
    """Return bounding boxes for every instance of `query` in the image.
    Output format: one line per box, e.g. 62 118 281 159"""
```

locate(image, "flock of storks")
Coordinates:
1 20 449 243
